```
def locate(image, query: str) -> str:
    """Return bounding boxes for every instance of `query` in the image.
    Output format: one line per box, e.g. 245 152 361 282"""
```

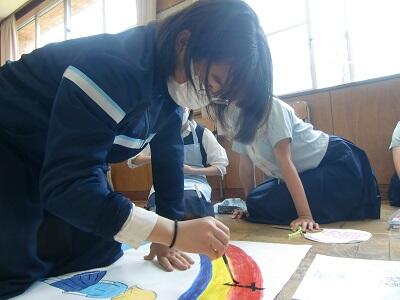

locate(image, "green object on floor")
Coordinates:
288 226 303 239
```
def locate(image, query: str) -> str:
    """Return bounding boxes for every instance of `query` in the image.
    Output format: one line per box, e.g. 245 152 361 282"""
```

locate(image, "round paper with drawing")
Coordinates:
304 229 372 244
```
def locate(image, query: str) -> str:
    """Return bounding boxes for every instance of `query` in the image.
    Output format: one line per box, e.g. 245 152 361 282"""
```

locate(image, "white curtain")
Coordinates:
0 14 19 66
136 0 157 26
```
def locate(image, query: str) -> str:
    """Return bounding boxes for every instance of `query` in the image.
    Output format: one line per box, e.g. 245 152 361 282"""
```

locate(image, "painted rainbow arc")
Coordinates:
178 244 264 300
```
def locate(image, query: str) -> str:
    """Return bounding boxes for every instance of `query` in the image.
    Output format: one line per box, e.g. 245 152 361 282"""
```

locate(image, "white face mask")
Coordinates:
167 63 210 110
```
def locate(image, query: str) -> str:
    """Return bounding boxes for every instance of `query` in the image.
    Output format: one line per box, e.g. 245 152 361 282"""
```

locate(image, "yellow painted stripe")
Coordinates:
198 257 232 300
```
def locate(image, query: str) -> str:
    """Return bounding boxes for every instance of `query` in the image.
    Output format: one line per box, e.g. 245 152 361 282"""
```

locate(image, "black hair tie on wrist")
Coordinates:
169 220 178 248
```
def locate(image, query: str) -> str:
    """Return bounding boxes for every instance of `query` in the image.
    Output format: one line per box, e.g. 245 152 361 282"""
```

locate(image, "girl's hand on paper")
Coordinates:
144 243 194 272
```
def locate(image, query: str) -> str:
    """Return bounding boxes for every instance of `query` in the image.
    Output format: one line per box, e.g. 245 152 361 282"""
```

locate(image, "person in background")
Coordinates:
388 121 400 206
0 1 272 298
128 108 229 219
232 97 381 231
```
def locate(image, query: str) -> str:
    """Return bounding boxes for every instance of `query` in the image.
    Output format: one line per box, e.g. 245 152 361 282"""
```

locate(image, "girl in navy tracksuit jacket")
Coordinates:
0 1 273 298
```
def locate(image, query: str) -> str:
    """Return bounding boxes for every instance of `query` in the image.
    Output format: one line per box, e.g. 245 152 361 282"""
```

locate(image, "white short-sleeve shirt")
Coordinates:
129 121 228 174
389 122 400 150
128 120 229 198
232 97 329 179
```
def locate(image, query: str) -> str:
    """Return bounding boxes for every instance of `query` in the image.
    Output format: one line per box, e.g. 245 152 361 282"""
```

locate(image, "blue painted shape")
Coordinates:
121 243 132 251
50 270 107 292
178 255 212 300
80 281 128 298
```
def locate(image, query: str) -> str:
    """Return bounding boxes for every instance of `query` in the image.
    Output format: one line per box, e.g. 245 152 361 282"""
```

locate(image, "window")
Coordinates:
38 1 65 48
268 24 312 94
246 0 400 95
346 0 400 82
17 20 35 56
17 0 137 56
70 0 103 39
308 0 350 88
246 0 312 95
105 0 137 34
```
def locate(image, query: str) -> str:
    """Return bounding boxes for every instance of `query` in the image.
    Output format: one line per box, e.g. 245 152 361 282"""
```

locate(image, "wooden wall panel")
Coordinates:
157 0 185 13
196 117 216 131
330 78 400 184
285 92 334 134
111 163 151 192
255 168 265 185
220 138 243 190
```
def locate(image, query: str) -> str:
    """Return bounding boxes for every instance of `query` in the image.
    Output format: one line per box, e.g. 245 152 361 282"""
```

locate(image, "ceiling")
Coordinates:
0 0 31 23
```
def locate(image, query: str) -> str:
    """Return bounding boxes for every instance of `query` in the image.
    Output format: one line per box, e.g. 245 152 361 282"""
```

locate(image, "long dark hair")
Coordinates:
156 0 273 143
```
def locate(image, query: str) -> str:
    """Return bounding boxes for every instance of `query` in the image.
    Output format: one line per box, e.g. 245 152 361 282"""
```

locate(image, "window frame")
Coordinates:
247 0 396 96
16 0 136 56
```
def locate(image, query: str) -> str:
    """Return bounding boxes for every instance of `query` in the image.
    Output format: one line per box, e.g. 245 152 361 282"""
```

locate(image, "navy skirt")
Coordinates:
246 136 381 224
0 139 122 300
388 173 400 207
147 190 214 220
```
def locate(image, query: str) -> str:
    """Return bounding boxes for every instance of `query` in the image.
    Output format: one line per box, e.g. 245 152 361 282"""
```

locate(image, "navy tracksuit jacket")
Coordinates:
0 24 184 298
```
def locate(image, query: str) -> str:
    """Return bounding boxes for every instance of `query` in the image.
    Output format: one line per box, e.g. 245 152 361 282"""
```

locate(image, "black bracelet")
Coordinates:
169 220 178 248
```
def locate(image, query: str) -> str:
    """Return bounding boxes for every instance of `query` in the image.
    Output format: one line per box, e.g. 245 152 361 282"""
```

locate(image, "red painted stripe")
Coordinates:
226 244 264 300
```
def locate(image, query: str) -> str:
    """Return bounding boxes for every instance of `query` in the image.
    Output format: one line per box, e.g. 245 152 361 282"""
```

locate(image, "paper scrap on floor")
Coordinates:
293 254 400 300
